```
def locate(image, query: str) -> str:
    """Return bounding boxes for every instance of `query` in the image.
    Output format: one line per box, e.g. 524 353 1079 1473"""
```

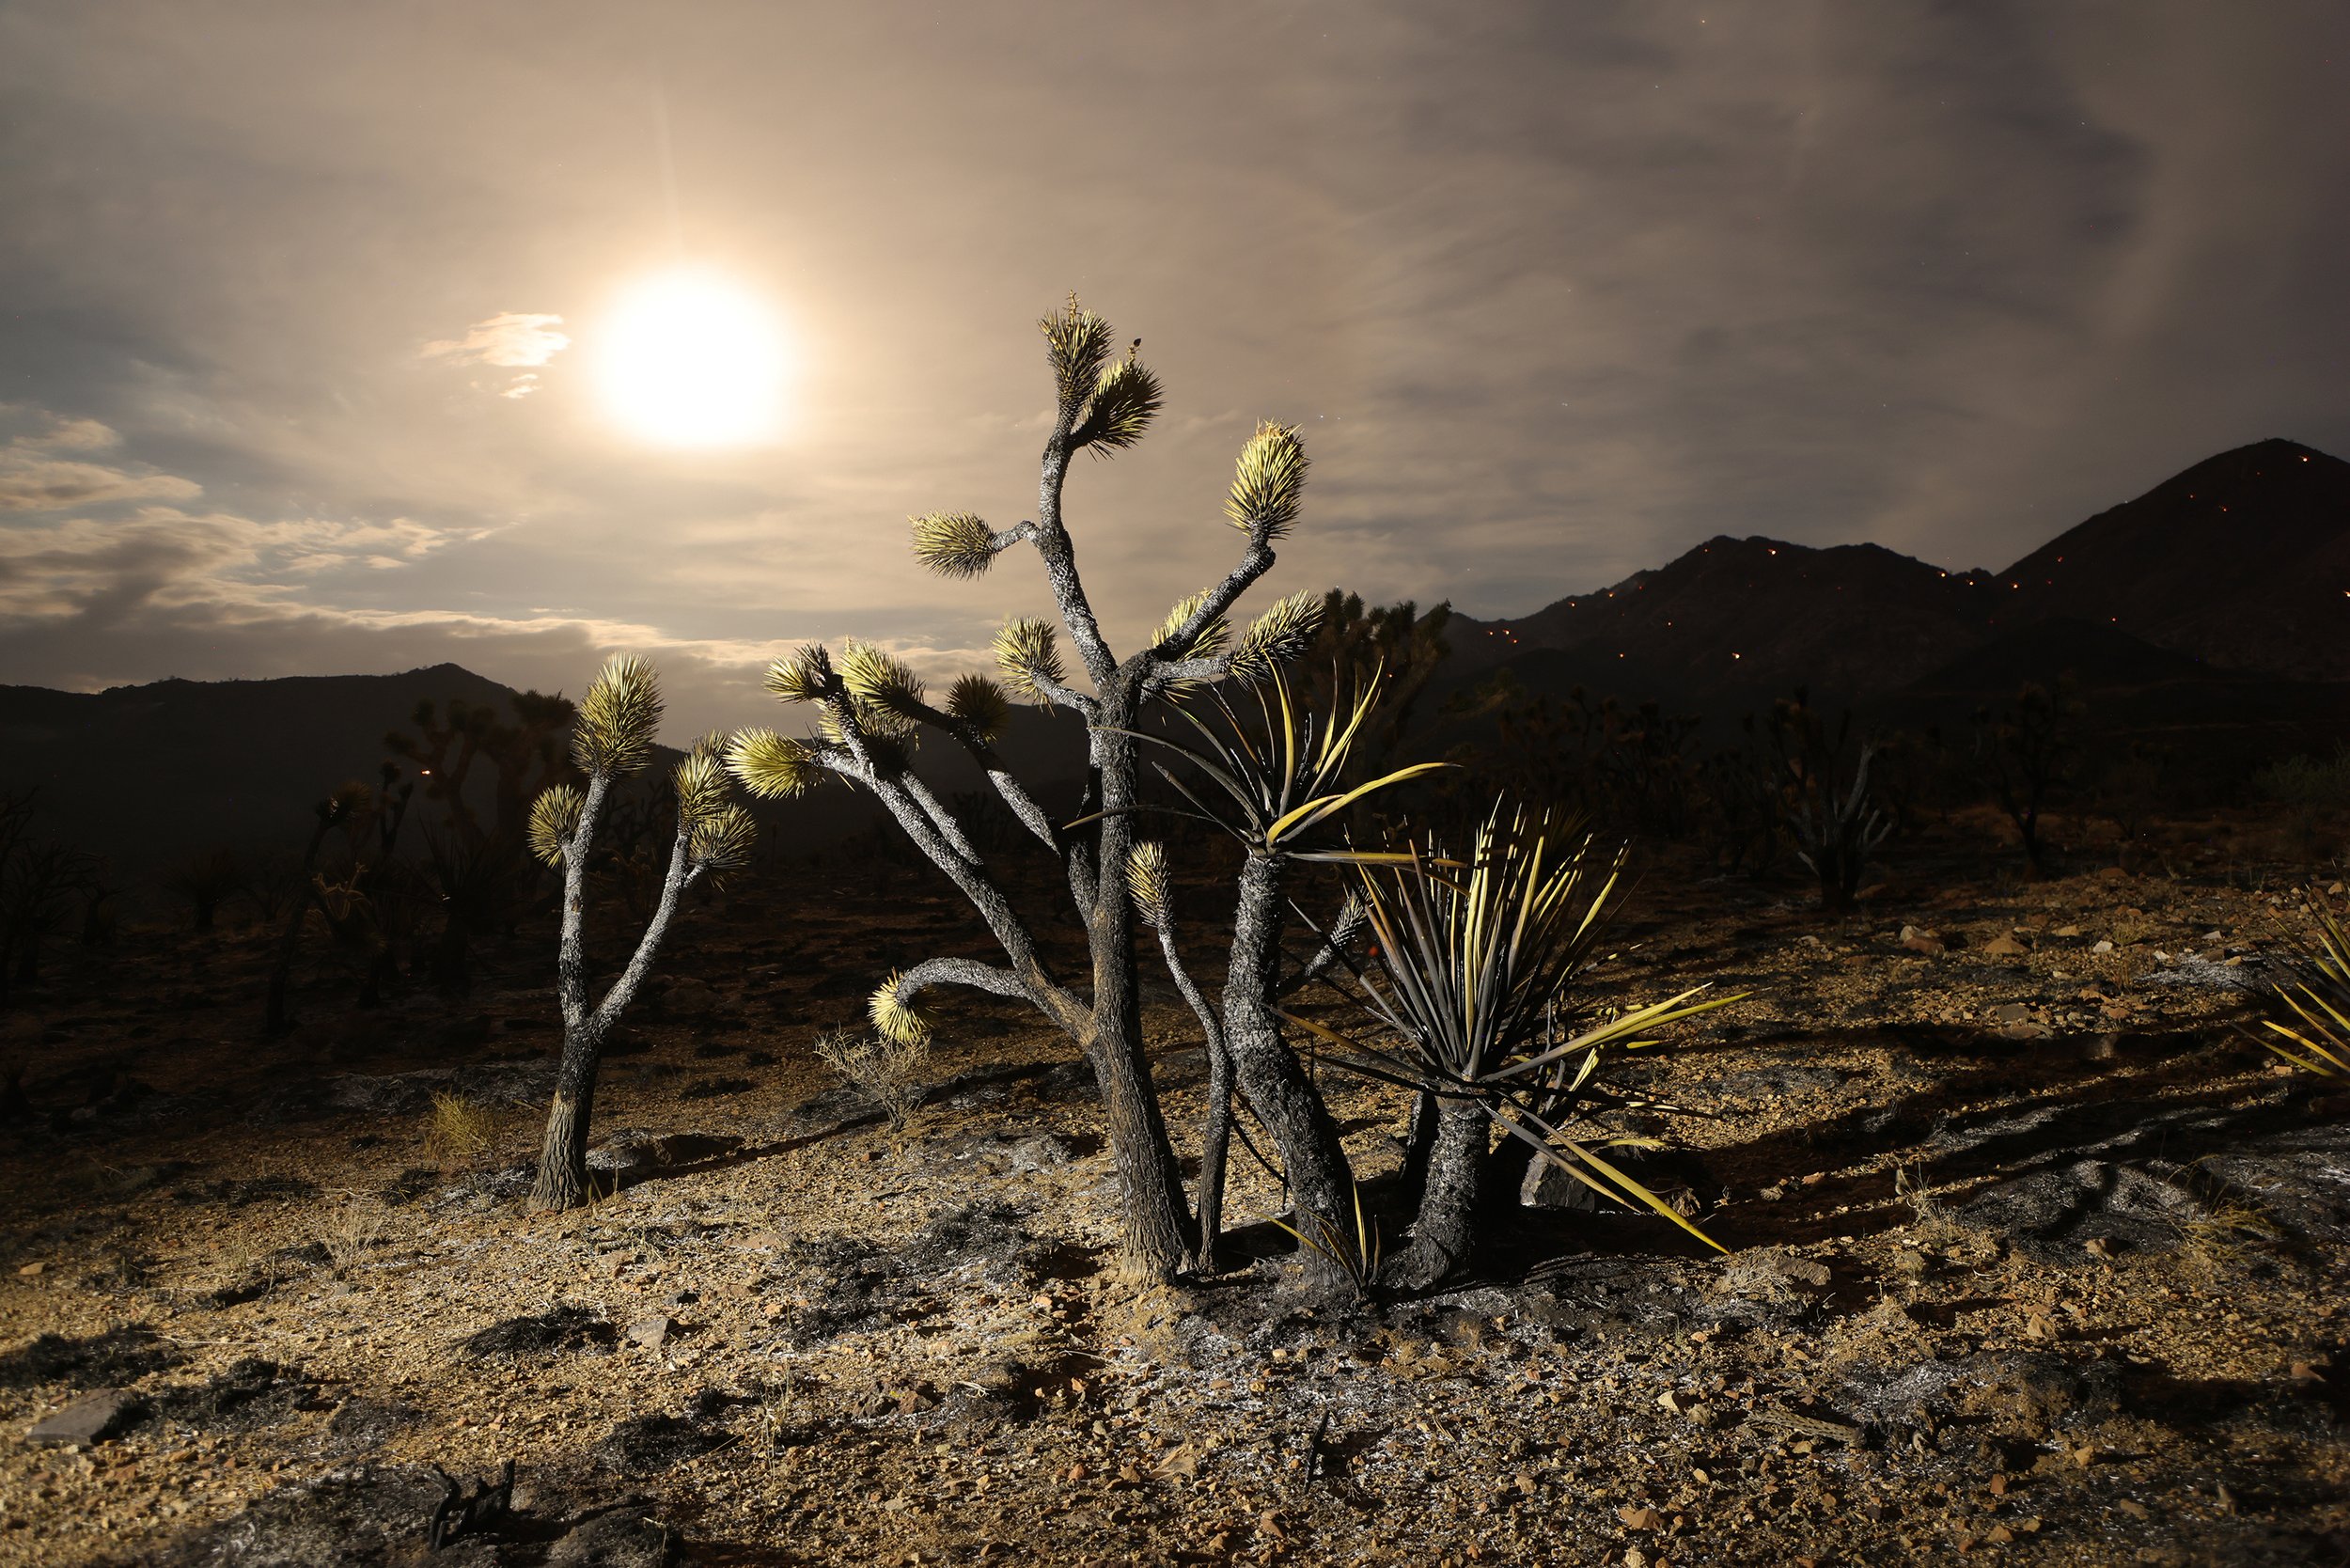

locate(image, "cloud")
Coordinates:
418 311 571 368
0 411 203 512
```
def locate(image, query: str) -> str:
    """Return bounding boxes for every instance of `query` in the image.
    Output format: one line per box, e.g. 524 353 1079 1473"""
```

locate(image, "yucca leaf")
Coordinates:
910 511 1001 578
1225 421 1308 541
1127 840 1170 929
1073 353 1163 452
763 646 833 706
573 654 662 776
688 803 757 871
839 640 926 717
946 673 1012 743
870 970 932 1046
526 783 583 868
1041 295 1116 415
727 728 822 799
994 617 1067 702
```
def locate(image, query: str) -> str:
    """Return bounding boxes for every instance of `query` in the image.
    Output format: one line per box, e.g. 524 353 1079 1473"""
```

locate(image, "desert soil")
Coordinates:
2 815 2346 1567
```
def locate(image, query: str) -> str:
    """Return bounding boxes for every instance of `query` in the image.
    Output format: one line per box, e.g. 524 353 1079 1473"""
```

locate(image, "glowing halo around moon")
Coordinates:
594 267 789 447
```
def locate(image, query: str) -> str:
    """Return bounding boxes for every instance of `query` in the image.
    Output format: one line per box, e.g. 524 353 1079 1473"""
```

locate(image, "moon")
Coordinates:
595 267 788 447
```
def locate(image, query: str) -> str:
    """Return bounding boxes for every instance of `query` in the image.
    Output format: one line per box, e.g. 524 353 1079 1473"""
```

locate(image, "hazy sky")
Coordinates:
4 2 2346 734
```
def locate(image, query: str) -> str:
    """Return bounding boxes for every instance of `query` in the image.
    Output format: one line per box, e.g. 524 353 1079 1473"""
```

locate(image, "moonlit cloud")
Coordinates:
0 411 203 512
419 311 571 368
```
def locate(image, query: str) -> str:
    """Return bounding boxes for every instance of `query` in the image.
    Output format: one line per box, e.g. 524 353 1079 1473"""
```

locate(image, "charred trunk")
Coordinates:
527 1023 604 1212
1222 853 1355 1280
1389 1096 1488 1290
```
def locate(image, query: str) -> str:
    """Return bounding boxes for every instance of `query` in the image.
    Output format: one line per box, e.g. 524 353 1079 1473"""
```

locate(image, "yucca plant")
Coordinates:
525 657 756 1213
1107 665 1444 1278
1288 805 1738 1288
2261 889 2350 1081
726 296 1332 1279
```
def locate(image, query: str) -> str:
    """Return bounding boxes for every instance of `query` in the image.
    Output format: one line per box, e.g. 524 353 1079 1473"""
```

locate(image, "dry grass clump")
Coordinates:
423 1090 501 1168
318 1199 391 1278
813 1029 930 1129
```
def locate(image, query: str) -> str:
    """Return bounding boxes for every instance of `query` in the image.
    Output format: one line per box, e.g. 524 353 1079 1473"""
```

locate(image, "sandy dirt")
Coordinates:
2 817 2346 1566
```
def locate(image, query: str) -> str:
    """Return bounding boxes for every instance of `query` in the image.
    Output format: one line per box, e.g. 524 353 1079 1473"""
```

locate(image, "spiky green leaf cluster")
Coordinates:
1127 840 1170 929
1120 666 1447 855
574 654 663 776
839 640 927 717
1153 590 1230 664
1073 355 1164 453
527 783 584 868
994 617 1067 702
688 804 758 871
762 646 833 705
673 748 732 826
1041 295 1116 416
911 512 1000 579
869 969 932 1046
727 729 822 799
2263 891 2350 1080
946 674 1012 743
1229 590 1325 685
1225 421 1308 541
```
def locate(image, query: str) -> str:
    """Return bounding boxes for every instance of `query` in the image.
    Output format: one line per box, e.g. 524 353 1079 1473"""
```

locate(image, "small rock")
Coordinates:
2092 940 2114 953
27 1388 143 1447
1899 925 1944 955
2052 925 2081 938
1991 1002 2033 1025
2098 867 2128 882
15 1262 44 1278
627 1314 673 1352
1982 934 2029 959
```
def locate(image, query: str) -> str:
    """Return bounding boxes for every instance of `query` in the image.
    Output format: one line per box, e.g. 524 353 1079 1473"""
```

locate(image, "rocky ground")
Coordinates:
2 812 2347 1566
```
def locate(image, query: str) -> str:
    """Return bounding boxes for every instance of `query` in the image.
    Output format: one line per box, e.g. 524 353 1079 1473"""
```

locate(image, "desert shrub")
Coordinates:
423 1090 499 1168
2253 746 2350 810
812 1029 930 1129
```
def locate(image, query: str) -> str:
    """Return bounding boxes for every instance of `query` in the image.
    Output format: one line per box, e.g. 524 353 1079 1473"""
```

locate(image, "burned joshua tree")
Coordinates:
525 656 756 1213
727 295 1331 1278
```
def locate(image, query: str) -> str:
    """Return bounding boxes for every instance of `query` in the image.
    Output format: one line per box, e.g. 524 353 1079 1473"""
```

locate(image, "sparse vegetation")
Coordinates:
810 1028 930 1130
423 1090 499 1168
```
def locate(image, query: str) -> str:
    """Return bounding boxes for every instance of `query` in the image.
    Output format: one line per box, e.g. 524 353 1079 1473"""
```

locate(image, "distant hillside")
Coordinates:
2003 437 2350 682
1447 437 2350 709
0 665 1089 878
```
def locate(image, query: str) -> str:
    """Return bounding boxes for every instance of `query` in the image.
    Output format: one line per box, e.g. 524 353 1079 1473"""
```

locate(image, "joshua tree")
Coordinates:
262 783 371 1036
388 690 575 851
1975 677 2083 878
0 791 99 999
525 656 755 1213
727 295 1327 1278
